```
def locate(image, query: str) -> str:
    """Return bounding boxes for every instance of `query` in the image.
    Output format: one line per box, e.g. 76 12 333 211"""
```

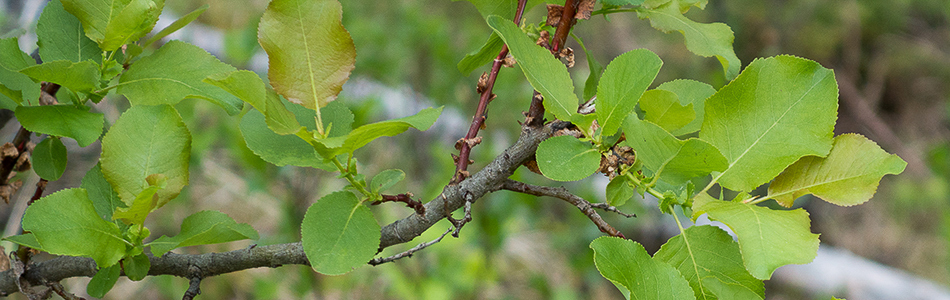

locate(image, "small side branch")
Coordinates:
372 193 425 215
590 202 636 218
501 179 626 238
369 227 453 266
182 266 202 300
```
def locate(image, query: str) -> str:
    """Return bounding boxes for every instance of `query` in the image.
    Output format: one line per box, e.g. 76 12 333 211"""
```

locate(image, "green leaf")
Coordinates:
117 40 243 115
19 60 101 93
87 263 121 298
572 34 603 101
536 135 601 182
149 210 259 256
334 106 443 155
100 105 191 208
22 188 127 268
0 38 40 107
767 134 907 207
36 0 102 64
700 55 838 192
32 137 68 181
301 191 380 275
603 0 646 5
458 33 503 76
143 4 208 47
597 49 663 136
0 38 37 70
111 179 162 225
258 0 355 111
3 233 43 249
204 70 266 113
81 164 125 221
61 0 164 51
637 0 740 79
487 16 578 122
654 225 764 300
640 89 695 133
693 199 820 280
239 109 334 170
590 236 696 300
15 105 105 147
370 169 405 194
452 0 545 20
657 79 716 136
123 253 150 281
623 117 727 185
606 176 635 206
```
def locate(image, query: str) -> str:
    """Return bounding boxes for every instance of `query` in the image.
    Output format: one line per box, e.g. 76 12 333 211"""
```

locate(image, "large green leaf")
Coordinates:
0 38 40 107
149 210 259 256
117 40 243 115
768 134 907 207
15 105 104 147
536 135 601 182
239 109 334 170
654 225 764 300
333 106 443 156
22 188 127 268
458 33 503 76
657 79 715 136
637 0 740 79
81 164 125 222
700 55 838 192
19 60 101 93
452 0 544 20
61 0 164 51
487 15 578 123
623 117 727 185
36 0 102 64
301 191 380 275
597 49 663 136
100 105 190 208
32 137 68 181
590 236 696 300
0 38 37 70
258 0 355 111
640 89 694 133
693 198 819 280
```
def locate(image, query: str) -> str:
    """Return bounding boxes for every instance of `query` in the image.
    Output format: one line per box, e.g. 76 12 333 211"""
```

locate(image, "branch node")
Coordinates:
182 266 202 300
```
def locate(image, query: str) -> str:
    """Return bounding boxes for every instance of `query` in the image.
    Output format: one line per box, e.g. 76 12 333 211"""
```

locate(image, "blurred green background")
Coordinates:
0 0 949 299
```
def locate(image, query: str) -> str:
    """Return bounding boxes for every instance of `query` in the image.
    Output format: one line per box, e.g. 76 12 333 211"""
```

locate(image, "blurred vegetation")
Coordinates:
0 0 948 299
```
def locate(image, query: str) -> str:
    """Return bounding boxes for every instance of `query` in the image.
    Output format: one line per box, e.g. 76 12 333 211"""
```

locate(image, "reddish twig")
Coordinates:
551 0 578 53
501 179 626 238
372 193 425 215
452 0 528 184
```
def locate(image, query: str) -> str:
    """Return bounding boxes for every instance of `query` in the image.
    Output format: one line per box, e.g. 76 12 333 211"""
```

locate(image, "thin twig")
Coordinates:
44 280 82 300
369 227 453 266
590 203 636 218
372 193 425 215
501 179 625 238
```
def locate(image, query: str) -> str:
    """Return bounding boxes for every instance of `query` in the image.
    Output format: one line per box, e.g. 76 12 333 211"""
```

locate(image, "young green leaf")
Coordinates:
117 40 243 115
606 176 635 206
36 0 102 64
458 33 503 76
597 49 663 136
572 34 603 101
81 164 125 222
654 225 764 300
112 180 162 225
143 4 209 47
603 0 646 5
640 89 695 133
301 191 380 275
334 106 443 156
15 105 104 147
87 263 121 298
149 210 259 256
637 0 740 79
100 105 191 208
204 70 266 113
371 169 406 194
32 137 68 181
692 199 820 280
240 110 335 171
258 0 355 111
0 38 40 107
123 253 150 281
590 236 696 300
623 117 727 185
3 233 43 249
767 134 907 207
22 188 127 268
61 0 164 51
487 16 578 122
536 135 601 182
19 60 101 93
657 79 715 136
451 0 545 20
700 55 838 192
